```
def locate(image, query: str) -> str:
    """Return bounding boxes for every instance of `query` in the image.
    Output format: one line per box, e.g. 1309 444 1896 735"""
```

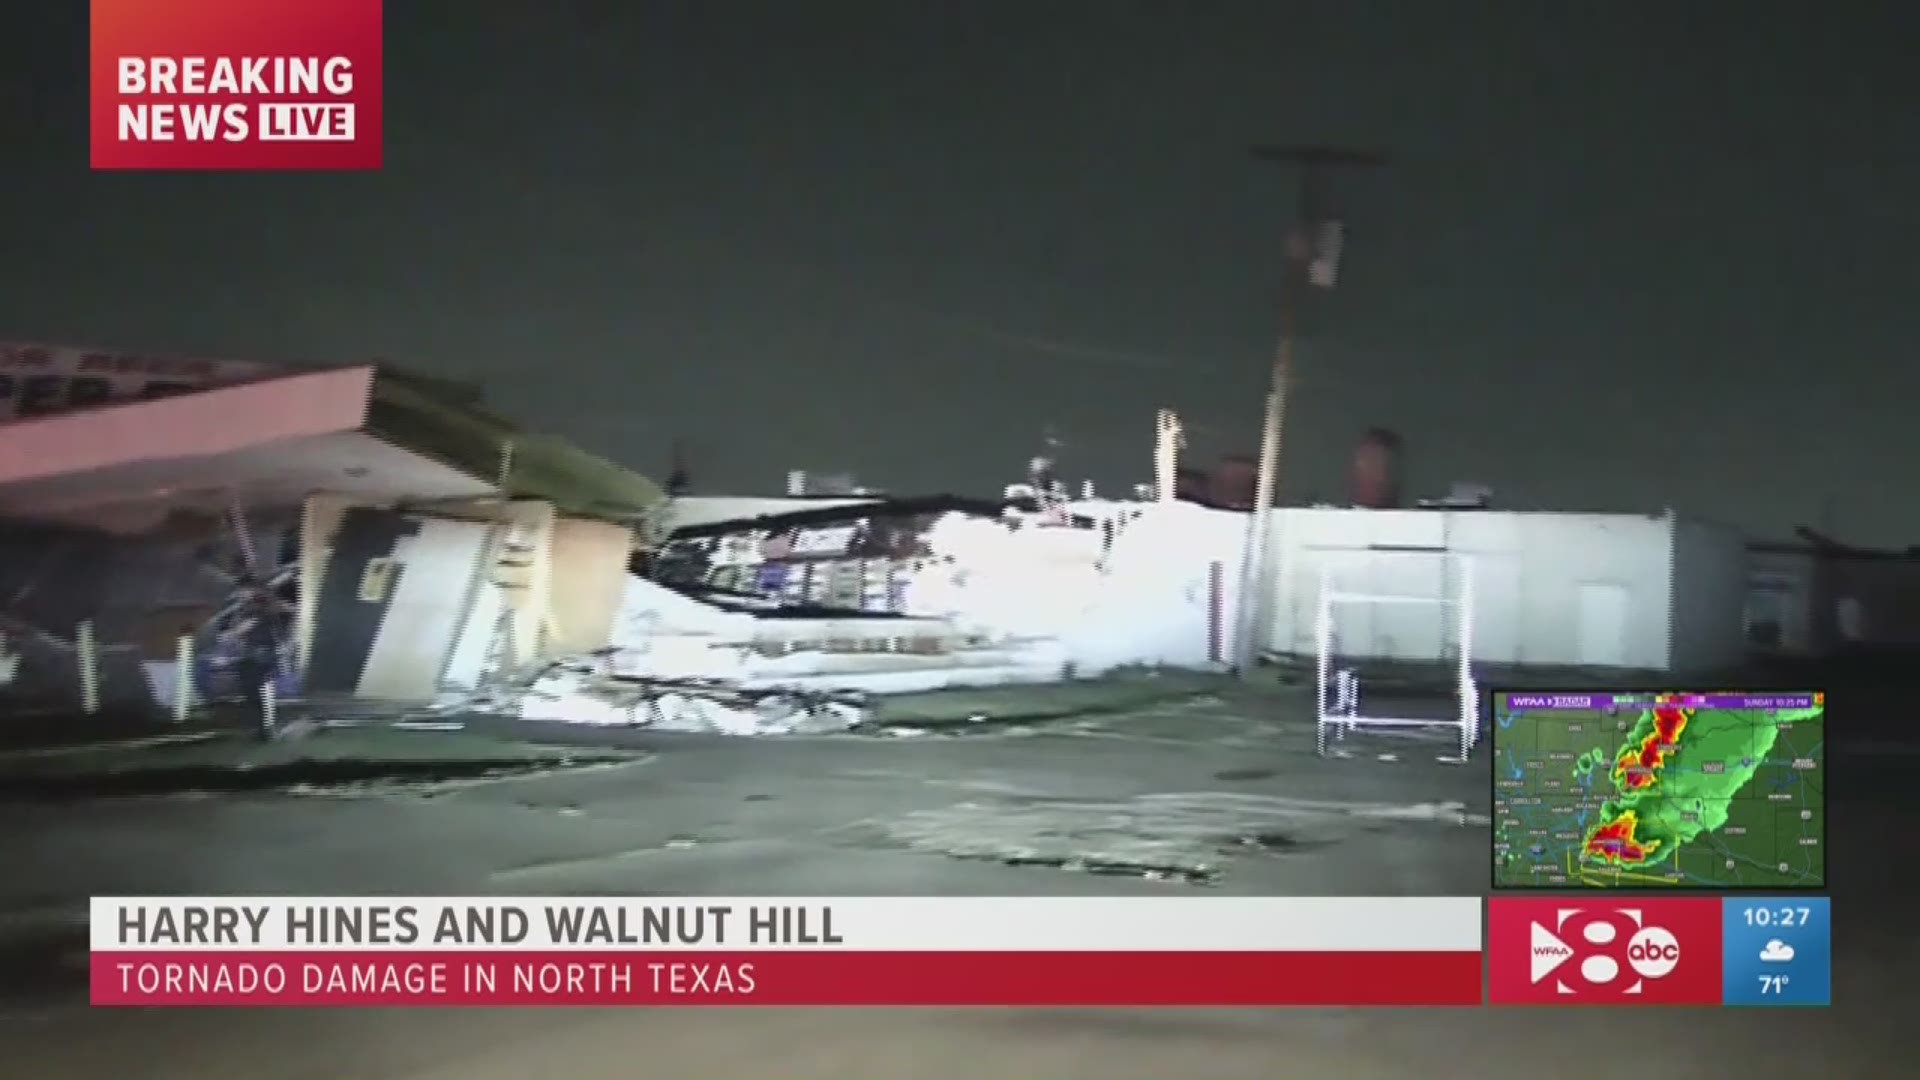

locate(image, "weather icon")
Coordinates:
1760 940 1795 963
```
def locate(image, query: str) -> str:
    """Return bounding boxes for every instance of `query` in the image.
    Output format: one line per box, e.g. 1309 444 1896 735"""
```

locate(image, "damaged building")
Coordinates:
0 344 1247 733
1257 505 1750 674
0 342 660 720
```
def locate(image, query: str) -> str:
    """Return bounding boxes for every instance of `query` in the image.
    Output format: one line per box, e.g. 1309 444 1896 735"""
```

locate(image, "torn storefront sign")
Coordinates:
0 341 273 422
647 497 994 615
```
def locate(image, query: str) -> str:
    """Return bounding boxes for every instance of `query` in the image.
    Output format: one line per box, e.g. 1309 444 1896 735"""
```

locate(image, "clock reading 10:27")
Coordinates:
1742 905 1814 929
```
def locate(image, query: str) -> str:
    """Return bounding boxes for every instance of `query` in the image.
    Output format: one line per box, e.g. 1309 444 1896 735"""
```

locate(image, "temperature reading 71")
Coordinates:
1759 975 1791 995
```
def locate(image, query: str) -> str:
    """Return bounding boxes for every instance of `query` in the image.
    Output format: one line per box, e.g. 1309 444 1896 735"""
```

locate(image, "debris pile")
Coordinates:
453 654 869 736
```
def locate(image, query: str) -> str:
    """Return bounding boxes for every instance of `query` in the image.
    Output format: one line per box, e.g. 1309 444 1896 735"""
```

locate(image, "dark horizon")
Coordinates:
4 3 1915 544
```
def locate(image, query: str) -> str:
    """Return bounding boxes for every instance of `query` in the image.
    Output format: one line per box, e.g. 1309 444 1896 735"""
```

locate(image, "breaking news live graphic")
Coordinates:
88 0 383 170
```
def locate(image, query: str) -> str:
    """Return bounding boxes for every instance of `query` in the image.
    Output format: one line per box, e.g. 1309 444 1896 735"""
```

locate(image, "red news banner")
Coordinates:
88 0 384 170
90 897 1485 1008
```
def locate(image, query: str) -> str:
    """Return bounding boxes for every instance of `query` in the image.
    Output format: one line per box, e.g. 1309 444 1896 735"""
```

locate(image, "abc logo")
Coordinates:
1625 926 1681 978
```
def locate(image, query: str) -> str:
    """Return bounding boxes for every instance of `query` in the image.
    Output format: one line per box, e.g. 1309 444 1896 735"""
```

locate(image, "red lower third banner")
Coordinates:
91 950 1484 1007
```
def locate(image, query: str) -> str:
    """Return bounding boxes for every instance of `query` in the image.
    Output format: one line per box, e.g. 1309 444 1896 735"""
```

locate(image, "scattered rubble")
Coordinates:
440 654 870 736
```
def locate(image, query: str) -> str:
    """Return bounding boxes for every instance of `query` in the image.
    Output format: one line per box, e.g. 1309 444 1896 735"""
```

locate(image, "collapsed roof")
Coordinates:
0 343 663 530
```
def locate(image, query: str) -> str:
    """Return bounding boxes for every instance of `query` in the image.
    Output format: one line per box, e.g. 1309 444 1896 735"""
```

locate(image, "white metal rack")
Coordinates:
1313 556 1479 763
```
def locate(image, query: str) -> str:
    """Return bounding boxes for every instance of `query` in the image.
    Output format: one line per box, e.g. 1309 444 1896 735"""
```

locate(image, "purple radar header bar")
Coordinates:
1504 693 1819 710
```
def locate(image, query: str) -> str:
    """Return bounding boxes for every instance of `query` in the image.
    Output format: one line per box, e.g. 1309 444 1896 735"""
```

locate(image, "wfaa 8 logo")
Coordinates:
1489 898 1723 1005
1530 908 1680 994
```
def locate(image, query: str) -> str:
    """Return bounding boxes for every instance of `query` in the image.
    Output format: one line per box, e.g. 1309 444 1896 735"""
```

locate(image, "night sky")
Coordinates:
3 3 1915 544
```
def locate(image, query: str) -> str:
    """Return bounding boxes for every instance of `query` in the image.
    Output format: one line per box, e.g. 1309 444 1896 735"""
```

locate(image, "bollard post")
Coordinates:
173 633 195 724
260 677 278 738
77 619 100 715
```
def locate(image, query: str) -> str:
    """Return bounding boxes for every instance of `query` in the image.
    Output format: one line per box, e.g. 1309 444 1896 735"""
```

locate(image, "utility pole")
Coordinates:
1230 145 1385 675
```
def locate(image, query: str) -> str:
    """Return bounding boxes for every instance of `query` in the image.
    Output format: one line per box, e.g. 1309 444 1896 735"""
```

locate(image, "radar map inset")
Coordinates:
1492 691 1824 889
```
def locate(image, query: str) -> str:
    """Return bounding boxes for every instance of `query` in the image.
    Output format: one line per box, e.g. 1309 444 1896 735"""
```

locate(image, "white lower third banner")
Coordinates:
90 896 1485 1007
